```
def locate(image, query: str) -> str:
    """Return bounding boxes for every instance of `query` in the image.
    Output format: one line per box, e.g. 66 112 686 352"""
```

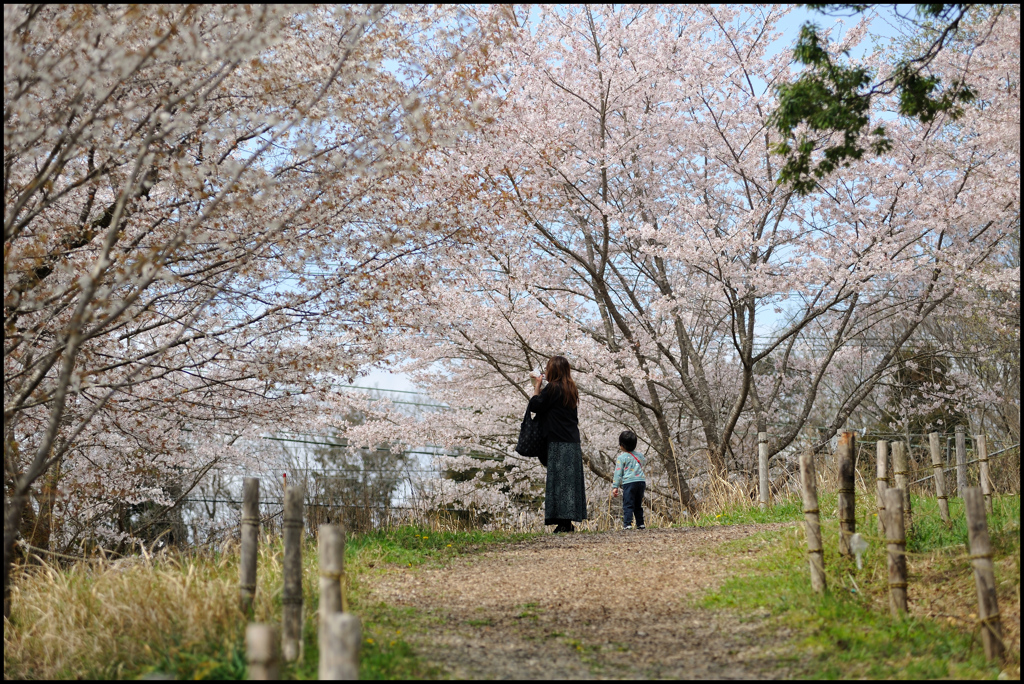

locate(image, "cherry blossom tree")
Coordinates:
3 3 505 615
361 5 1018 515
790 4 1020 441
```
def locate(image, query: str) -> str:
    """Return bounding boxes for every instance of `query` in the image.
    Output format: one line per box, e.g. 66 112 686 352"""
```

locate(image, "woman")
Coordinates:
529 355 586 533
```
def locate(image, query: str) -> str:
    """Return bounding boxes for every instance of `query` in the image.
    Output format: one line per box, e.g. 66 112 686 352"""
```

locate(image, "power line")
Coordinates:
342 385 428 396
909 443 1019 486
328 384 448 408
260 435 451 455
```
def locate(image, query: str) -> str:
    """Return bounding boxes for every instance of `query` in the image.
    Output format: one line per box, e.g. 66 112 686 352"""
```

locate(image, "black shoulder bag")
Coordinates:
515 406 546 463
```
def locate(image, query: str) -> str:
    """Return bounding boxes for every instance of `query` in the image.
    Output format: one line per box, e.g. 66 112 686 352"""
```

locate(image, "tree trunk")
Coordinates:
3 488 29 619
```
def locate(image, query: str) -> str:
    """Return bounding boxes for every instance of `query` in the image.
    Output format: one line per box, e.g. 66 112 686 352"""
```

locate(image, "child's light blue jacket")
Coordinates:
612 450 646 487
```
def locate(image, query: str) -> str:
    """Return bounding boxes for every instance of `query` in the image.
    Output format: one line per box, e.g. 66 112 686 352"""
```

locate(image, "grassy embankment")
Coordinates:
3 526 534 680
693 491 1020 679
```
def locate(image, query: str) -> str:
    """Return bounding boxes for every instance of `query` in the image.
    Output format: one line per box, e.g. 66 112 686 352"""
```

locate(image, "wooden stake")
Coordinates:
318 524 346 621
758 429 769 511
836 431 856 558
246 623 280 680
282 485 304 662
876 440 889 535
799 449 826 593
239 477 259 615
891 441 912 531
975 434 992 514
963 487 1004 662
881 488 908 616
928 432 950 523
319 612 361 680
955 425 968 496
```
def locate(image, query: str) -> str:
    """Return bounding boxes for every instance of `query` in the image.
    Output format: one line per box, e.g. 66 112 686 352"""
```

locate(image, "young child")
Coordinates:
611 430 646 530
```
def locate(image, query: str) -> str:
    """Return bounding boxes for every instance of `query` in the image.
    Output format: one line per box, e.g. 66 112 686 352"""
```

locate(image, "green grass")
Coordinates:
338 603 446 680
691 494 810 526
135 635 248 681
906 494 1020 555
699 493 1021 679
345 525 534 571
515 601 542 621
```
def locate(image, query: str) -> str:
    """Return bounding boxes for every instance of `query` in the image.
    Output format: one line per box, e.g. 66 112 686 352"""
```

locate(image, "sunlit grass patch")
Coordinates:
346 525 535 572
351 603 445 680
691 493 809 527
699 493 1020 679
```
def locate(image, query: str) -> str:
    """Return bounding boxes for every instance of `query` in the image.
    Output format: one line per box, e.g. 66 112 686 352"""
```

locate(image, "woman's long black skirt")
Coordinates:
544 441 587 525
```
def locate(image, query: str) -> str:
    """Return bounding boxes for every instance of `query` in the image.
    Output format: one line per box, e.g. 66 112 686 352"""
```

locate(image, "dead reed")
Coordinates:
3 536 321 680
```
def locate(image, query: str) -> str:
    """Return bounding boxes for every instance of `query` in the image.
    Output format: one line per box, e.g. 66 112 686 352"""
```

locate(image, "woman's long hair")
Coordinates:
544 355 579 408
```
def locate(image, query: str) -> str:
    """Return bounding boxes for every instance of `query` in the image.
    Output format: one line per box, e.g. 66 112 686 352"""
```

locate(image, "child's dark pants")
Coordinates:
621 481 646 528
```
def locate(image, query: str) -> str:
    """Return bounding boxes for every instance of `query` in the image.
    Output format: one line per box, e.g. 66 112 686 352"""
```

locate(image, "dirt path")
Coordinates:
366 525 800 679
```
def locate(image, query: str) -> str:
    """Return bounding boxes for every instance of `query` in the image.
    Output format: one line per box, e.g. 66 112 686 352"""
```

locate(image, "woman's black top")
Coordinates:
527 383 580 444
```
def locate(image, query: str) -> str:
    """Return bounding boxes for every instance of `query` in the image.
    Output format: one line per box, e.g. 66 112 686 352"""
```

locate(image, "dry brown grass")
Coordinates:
3 536 319 680
908 553 1021 676
5 550 236 678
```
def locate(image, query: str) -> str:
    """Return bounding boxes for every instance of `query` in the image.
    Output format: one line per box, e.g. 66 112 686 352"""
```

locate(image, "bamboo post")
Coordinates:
881 488 908 616
282 485 304 662
836 431 856 558
891 441 912 531
319 612 361 680
239 477 260 615
955 425 968 496
319 524 346 621
757 425 769 511
928 432 950 523
975 434 992 514
246 623 280 680
963 487 1004 662
876 440 889 535
799 449 826 593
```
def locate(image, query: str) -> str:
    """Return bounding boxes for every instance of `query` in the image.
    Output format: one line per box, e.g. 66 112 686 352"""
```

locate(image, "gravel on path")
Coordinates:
367 524 800 679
